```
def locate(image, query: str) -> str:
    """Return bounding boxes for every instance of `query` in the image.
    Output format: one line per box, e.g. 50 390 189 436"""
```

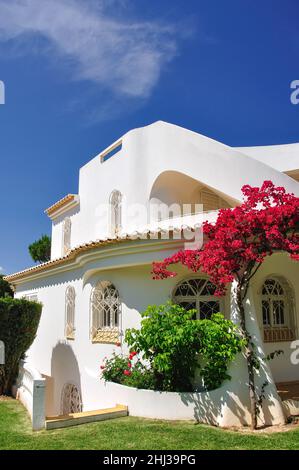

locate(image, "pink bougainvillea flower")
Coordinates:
152 181 299 296
123 370 132 376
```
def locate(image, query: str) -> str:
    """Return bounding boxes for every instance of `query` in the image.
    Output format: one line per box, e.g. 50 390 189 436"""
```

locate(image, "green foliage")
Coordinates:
0 275 13 298
0 298 42 395
122 364 156 390
28 235 51 263
124 302 244 392
101 353 130 384
264 350 284 362
195 313 245 390
102 353 156 390
125 303 201 392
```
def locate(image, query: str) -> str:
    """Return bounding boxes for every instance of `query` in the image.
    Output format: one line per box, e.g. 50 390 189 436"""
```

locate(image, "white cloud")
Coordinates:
0 0 179 98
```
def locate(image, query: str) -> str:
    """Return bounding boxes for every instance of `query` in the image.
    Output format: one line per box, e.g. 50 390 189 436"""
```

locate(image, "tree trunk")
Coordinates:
236 284 258 430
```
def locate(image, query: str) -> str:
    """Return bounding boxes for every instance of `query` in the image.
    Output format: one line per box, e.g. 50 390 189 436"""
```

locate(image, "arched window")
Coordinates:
261 277 295 342
173 278 223 319
62 217 72 256
90 281 120 343
65 286 76 340
109 190 122 236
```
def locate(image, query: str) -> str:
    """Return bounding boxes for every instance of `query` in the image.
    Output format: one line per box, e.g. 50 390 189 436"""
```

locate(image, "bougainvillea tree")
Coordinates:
152 181 299 429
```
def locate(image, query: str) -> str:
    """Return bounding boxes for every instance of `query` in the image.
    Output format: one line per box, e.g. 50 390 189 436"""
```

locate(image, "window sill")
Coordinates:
92 329 119 344
66 335 75 341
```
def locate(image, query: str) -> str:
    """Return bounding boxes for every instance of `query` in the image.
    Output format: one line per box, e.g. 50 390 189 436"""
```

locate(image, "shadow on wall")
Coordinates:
180 378 248 427
181 357 283 427
50 341 82 416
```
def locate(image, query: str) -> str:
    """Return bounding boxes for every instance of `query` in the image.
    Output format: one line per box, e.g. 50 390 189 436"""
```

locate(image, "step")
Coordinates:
45 404 128 430
276 381 299 402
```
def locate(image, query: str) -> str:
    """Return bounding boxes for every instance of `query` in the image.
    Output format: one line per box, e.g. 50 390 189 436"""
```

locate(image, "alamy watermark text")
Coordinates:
0 80 5 105
290 80 299 104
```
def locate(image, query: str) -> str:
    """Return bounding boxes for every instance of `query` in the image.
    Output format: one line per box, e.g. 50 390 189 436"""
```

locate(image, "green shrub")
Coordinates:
0 298 42 395
101 352 156 390
197 313 245 390
101 353 130 384
122 364 156 390
102 303 244 393
125 303 202 392
0 275 13 298
125 303 244 392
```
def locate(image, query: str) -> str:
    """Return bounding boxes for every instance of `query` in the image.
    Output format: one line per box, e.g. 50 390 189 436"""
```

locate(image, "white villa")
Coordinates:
5 121 299 429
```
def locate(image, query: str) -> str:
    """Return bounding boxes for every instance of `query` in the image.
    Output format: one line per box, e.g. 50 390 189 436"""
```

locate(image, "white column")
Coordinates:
218 281 286 427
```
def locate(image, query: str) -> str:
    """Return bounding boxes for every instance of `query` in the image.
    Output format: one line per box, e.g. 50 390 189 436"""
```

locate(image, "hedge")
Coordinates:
0 298 42 395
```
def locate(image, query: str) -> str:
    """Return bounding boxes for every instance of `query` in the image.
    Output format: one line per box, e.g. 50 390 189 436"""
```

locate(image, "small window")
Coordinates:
90 281 120 343
101 142 122 163
62 217 71 256
109 190 122 236
173 278 222 320
261 277 295 342
65 286 76 340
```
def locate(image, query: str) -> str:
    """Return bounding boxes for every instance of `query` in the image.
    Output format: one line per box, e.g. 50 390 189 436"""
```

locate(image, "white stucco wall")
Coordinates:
235 142 299 173
15 245 189 416
10 121 299 425
14 244 299 423
251 252 299 383
50 121 299 260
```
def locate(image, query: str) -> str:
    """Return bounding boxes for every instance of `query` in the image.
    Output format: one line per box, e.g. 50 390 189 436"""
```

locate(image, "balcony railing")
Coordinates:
264 327 295 343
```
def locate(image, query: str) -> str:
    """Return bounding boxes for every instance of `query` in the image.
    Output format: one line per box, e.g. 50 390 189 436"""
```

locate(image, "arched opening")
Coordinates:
149 171 234 222
260 276 296 342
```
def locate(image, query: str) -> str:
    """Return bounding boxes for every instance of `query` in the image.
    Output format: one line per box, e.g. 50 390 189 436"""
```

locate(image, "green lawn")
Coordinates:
0 398 299 450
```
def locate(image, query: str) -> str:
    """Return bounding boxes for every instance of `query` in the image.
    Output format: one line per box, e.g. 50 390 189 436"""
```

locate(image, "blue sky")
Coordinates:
0 0 298 274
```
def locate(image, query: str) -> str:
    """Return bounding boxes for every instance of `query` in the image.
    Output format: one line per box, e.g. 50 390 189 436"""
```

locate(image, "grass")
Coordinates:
0 398 299 450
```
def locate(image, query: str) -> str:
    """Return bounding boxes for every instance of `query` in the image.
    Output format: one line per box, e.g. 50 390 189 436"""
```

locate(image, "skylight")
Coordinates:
101 142 122 163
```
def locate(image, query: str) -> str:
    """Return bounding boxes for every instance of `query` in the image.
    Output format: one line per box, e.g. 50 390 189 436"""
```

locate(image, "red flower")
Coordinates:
127 362 132 368
123 370 131 376
100 365 105 370
129 351 137 358
152 181 299 297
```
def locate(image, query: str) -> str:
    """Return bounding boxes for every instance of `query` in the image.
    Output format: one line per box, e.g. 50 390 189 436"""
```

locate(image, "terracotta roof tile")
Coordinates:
5 226 197 283
45 194 78 216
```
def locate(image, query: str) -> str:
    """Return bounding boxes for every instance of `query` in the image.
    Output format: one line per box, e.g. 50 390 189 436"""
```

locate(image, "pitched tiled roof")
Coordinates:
5 226 197 283
45 194 77 216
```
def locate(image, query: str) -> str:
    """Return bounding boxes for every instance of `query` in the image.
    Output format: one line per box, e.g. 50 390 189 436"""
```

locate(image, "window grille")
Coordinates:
65 286 76 340
91 281 120 343
261 277 295 342
173 278 222 319
62 217 72 256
